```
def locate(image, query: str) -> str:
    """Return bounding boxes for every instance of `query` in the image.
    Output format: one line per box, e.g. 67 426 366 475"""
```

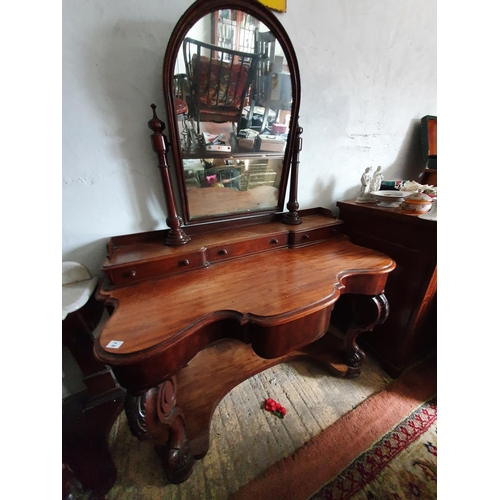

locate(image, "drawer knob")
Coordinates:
270 238 279 245
125 270 137 278
302 234 310 240
179 259 190 266
218 249 228 256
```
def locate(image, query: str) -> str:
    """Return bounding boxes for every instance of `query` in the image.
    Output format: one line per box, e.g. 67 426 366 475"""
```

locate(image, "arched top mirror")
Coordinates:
153 0 301 238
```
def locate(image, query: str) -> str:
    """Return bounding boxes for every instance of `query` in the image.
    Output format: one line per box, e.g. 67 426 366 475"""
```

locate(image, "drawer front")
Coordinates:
107 251 206 286
206 233 288 262
290 225 340 247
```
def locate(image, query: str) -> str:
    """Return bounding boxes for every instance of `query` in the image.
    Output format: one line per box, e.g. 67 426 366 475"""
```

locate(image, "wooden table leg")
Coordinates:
331 293 390 377
62 390 125 499
125 376 195 484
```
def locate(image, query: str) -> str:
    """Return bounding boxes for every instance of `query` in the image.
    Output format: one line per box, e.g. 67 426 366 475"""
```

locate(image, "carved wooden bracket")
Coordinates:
124 376 195 484
340 293 390 377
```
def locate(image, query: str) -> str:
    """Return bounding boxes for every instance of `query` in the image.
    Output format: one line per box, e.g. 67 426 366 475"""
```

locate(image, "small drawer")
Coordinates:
207 233 288 262
289 225 340 247
107 251 206 286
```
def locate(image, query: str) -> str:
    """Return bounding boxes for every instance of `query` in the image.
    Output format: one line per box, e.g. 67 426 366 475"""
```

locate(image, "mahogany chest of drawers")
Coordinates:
336 200 437 377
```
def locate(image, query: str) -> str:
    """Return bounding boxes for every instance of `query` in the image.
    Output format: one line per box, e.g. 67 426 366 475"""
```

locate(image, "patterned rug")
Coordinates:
310 400 437 500
230 356 437 500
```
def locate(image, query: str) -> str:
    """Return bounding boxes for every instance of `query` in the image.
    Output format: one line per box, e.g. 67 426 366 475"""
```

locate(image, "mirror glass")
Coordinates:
171 9 293 220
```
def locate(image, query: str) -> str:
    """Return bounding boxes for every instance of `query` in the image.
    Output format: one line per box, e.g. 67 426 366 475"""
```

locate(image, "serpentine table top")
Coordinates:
95 211 394 390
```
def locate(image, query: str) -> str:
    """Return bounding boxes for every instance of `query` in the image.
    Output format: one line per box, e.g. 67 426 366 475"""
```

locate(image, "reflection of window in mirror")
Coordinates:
173 15 212 76
213 10 258 54
211 10 287 67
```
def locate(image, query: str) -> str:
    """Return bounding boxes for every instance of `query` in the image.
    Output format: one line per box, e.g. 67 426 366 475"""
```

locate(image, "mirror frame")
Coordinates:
161 0 301 232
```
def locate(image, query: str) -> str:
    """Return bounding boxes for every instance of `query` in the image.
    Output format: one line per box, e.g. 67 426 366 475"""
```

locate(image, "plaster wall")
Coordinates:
62 0 436 394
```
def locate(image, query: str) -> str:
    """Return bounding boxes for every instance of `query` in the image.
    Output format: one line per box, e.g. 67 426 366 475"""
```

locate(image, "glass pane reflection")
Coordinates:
172 9 292 219
184 157 283 218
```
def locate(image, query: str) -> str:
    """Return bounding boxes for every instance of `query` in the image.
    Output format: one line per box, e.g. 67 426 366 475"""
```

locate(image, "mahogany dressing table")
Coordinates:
93 0 396 486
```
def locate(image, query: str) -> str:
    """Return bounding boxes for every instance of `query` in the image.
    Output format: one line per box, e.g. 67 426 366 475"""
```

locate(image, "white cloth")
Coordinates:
62 262 98 320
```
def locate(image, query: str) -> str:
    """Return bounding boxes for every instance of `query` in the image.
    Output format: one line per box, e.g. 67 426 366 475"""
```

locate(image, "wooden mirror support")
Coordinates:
282 123 303 224
148 104 191 245
90 0 397 493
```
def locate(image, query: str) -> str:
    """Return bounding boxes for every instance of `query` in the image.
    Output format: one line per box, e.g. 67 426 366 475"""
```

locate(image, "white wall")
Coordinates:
62 0 436 276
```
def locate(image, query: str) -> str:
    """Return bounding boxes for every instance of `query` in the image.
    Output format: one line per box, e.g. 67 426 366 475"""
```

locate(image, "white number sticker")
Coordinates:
106 340 124 349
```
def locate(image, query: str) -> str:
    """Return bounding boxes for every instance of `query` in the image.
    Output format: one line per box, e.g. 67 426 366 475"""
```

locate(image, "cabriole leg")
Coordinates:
337 293 389 377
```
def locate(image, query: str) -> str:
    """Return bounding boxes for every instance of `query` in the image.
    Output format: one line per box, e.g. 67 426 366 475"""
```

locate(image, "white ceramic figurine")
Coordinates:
356 167 375 203
371 166 384 193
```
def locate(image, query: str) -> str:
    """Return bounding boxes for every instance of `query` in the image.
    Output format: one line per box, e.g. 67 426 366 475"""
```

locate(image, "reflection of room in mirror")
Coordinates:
173 8 292 152
168 7 296 222
174 10 289 72
177 114 288 157
183 156 282 218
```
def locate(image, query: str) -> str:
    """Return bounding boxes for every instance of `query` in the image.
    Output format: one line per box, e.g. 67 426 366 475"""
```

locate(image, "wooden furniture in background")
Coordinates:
62 263 125 499
421 168 437 187
246 30 292 133
420 115 437 186
336 200 437 378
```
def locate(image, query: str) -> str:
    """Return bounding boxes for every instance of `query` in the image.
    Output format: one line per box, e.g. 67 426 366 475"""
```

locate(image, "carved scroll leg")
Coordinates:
340 293 389 378
124 376 195 484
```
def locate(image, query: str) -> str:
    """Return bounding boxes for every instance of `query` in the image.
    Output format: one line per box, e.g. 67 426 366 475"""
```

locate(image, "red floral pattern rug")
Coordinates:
310 400 437 500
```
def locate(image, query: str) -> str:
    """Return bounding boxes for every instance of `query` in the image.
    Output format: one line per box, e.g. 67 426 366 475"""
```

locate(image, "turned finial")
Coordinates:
148 103 165 133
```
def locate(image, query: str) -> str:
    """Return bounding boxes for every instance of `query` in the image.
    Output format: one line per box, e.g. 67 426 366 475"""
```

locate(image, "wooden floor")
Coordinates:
105 353 392 500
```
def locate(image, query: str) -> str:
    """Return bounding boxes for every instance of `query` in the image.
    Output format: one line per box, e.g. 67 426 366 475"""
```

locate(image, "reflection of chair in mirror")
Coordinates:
173 73 194 149
247 31 275 132
173 73 189 115
247 31 292 134
183 37 260 135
